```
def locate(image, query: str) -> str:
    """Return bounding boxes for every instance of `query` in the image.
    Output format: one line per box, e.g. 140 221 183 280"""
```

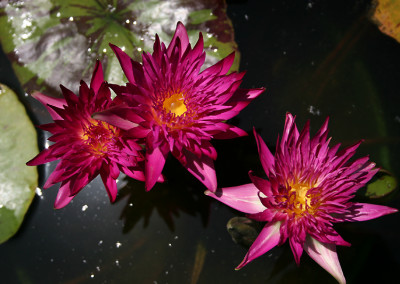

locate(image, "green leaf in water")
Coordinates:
227 216 261 248
0 0 239 98
0 84 38 244
365 172 398 199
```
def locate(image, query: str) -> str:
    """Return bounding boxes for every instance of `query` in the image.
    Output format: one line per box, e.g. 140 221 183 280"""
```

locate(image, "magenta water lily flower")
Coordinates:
27 61 146 209
206 113 397 283
94 22 265 192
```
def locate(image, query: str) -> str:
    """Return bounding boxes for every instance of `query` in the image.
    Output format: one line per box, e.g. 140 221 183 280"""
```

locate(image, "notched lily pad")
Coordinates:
227 216 261 248
0 0 240 98
365 170 398 199
0 84 38 244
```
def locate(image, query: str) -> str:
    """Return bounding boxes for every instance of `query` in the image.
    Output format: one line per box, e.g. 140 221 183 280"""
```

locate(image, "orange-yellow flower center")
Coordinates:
162 93 187 116
81 119 119 156
287 182 314 216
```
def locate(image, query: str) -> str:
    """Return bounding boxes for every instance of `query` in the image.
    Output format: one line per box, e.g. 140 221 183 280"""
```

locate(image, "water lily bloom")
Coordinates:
94 22 265 191
27 60 146 208
206 113 397 284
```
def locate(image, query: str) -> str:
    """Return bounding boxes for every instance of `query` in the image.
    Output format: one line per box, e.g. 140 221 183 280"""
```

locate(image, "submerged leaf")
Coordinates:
0 0 239 98
0 84 38 244
365 172 398 198
227 216 260 248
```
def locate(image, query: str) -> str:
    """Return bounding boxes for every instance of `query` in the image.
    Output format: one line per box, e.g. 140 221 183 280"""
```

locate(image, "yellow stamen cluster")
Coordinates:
81 119 119 156
163 93 187 116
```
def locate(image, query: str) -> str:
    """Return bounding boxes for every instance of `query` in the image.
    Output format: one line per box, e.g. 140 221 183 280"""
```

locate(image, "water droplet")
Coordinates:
168 243 172 247
308 105 321 116
69 16 74 22
125 19 130 24
35 187 43 199
88 48 92 52
115 260 120 266
129 203 133 207
83 259 87 263
56 12 61 17
213 48 218 53
174 235 178 240
165 271 169 275
90 273 95 278
244 14 249 20
96 266 101 272
103 48 107 53
137 47 142 52
207 33 212 38
121 46 126 51
82 205 88 211
115 242 122 248
50 258 54 262
98 240 103 246
133 20 137 25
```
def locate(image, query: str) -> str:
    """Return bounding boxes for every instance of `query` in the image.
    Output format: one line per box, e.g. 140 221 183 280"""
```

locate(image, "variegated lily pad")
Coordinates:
0 0 240 98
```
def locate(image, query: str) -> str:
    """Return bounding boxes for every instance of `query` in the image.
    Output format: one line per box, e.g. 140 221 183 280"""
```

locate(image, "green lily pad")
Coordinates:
0 0 240 99
365 172 398 198
0 84 38 244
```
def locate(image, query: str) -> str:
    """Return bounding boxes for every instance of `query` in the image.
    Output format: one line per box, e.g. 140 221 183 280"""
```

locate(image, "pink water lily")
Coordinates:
27 61 146 208
206 113 397 283
94 22 265 192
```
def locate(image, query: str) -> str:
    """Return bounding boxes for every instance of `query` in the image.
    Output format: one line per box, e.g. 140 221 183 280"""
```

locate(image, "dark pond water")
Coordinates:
0 0 399 283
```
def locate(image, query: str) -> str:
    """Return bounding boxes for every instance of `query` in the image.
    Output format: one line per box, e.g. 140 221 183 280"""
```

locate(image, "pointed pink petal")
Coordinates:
212 124 248 139
253 128 275 176
205 183 265 214
167 22 190 57
109 44 137 84
93 108 142 131
181 151 217 191
54 181 75 209
26 148 58 166
289 237 304 265
304 236 346 284
345 203 398 222
201 52 235 77
32 91 66 120
145 143 169 191
100 169 118 202
236 221 282 269
90 60 104 94
225 88 265 117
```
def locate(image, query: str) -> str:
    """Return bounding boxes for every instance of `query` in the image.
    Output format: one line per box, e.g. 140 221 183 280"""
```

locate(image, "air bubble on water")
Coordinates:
35 187 43 199
133 20 137 25
115 260 120 266
129 203 133 207
103 48 107 53
174 235 178 240
90 273 95 278
69 16 74 22
125 19 130 24
308 105 320 116
168 243 172 247
82 205 88 211
98 240 103 246
137 47 142 52
121 46 126 51
244 14 249 20
96 266 101 272
56 12 61 17
83 259 87 264
115 242 122 248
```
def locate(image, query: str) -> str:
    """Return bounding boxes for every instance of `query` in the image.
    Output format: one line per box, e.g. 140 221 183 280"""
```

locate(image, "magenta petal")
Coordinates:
182 151 217 192
304 236 346 284
26 148 58 166
90 60 104 94
54 181 75 209
93 108 141 131
253 128 275 176
100 170 118 202
236 221 282 269
32 91 66 120
167 22 190 57
345 202 398 222
109 44 137 84
289 237 304 265
145 143 169 191
205 183 265 214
